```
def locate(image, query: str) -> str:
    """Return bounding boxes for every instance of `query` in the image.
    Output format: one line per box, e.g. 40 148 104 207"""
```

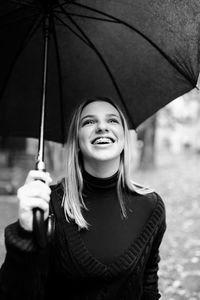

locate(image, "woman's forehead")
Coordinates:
81 101 120 117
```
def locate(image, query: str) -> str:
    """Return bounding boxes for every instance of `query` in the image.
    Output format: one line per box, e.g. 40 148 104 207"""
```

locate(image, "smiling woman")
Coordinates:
0 97 166 300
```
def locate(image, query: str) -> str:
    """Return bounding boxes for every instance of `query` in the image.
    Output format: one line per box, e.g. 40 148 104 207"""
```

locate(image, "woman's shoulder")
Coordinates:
141 192 166 234
143 191 165 211
127 189 165 222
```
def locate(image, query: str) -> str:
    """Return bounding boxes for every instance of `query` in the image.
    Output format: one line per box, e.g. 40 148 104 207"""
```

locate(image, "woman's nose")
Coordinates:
95 121 109 133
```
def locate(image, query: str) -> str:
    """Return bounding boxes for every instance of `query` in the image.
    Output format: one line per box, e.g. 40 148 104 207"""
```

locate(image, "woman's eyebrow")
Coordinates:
80 115 95 121
107 113 120 118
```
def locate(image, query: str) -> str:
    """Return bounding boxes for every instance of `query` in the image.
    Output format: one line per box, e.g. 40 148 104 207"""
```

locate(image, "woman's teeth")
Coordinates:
93 137 113 144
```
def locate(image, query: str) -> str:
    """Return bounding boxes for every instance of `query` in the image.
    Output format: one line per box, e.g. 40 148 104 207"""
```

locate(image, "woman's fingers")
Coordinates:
18 197 50 231
17 171 52 231
25 170 52 185
18 180 51 201
19 197 50 213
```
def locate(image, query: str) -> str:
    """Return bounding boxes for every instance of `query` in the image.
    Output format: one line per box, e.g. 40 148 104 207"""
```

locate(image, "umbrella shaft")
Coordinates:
37 14 50 163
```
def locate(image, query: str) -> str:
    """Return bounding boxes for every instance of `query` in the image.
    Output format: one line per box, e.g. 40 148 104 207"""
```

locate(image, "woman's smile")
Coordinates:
91 136 115 145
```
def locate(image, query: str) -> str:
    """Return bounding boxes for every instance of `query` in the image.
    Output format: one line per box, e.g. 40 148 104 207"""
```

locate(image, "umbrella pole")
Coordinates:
33 12 51 248
35 13 49 171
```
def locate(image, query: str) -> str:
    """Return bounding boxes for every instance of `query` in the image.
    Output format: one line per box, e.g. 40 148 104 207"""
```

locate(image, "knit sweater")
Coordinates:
0 171 166 300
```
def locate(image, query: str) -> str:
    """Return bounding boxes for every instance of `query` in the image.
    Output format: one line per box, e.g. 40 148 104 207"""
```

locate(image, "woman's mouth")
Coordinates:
91 137 115 145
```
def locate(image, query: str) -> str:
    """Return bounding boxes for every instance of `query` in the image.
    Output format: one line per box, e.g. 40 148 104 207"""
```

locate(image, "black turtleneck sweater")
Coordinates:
81 170 157 265
0 171 166 300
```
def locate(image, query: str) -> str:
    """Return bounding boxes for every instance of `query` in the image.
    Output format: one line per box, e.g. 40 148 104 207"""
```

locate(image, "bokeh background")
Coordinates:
0 88 200 299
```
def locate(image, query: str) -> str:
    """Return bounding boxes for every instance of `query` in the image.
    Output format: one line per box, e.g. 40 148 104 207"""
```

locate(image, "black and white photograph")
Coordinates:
0 1 200 299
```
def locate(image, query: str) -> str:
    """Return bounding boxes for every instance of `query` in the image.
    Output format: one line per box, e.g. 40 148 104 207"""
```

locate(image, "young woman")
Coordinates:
0 97 166 300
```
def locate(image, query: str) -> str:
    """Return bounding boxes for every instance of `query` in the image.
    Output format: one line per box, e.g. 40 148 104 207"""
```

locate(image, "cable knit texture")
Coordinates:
0 173 166 300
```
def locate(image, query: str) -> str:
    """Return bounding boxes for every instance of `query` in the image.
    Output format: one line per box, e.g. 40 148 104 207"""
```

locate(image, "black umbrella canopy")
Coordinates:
0 0 199 143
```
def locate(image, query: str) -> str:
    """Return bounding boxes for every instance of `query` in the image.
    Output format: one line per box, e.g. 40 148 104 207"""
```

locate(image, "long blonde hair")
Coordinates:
62 97 152 229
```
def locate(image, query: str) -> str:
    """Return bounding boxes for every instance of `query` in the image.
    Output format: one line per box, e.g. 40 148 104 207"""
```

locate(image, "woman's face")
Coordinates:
78 101 125 166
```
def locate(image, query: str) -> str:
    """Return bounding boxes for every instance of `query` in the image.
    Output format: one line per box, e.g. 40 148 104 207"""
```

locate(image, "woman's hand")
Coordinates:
17 170 52 231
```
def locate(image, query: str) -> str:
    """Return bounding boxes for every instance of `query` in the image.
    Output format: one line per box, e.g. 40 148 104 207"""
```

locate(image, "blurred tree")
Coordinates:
137 114 157 169
158 88 200 153
0 137 26 167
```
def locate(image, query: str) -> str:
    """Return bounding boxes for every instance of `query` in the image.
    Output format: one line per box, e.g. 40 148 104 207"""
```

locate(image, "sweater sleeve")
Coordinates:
0 221 50 300
142 199 166 300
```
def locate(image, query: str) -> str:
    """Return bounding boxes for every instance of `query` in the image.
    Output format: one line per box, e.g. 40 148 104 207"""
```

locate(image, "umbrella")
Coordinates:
0 0 200 141
0 0 199 246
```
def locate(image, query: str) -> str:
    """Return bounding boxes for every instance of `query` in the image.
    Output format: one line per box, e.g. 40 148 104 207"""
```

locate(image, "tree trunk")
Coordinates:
137 115 157 170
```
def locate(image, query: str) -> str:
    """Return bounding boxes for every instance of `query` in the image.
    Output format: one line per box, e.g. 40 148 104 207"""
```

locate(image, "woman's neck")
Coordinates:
83 159 120 178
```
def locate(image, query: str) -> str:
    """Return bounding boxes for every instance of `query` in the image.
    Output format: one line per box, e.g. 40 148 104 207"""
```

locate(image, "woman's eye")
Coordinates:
108 118 119 124
82 119 95 126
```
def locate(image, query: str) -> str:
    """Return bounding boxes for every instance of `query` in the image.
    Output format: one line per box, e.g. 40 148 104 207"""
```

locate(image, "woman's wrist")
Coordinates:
5 221 37 252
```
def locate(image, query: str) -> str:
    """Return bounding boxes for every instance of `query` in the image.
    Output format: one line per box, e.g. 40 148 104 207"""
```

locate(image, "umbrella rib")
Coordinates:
54 14 91 47
62 11 136 128
54 11 118 23
70 1 196 86
0 15 43 103
51 17 66 144
7 0 40 10
55 0 119 23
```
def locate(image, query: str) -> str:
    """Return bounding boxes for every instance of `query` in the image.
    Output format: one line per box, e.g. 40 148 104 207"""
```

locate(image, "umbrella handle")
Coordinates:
33 195 55 248
33 160 55 248
33 207 47 248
